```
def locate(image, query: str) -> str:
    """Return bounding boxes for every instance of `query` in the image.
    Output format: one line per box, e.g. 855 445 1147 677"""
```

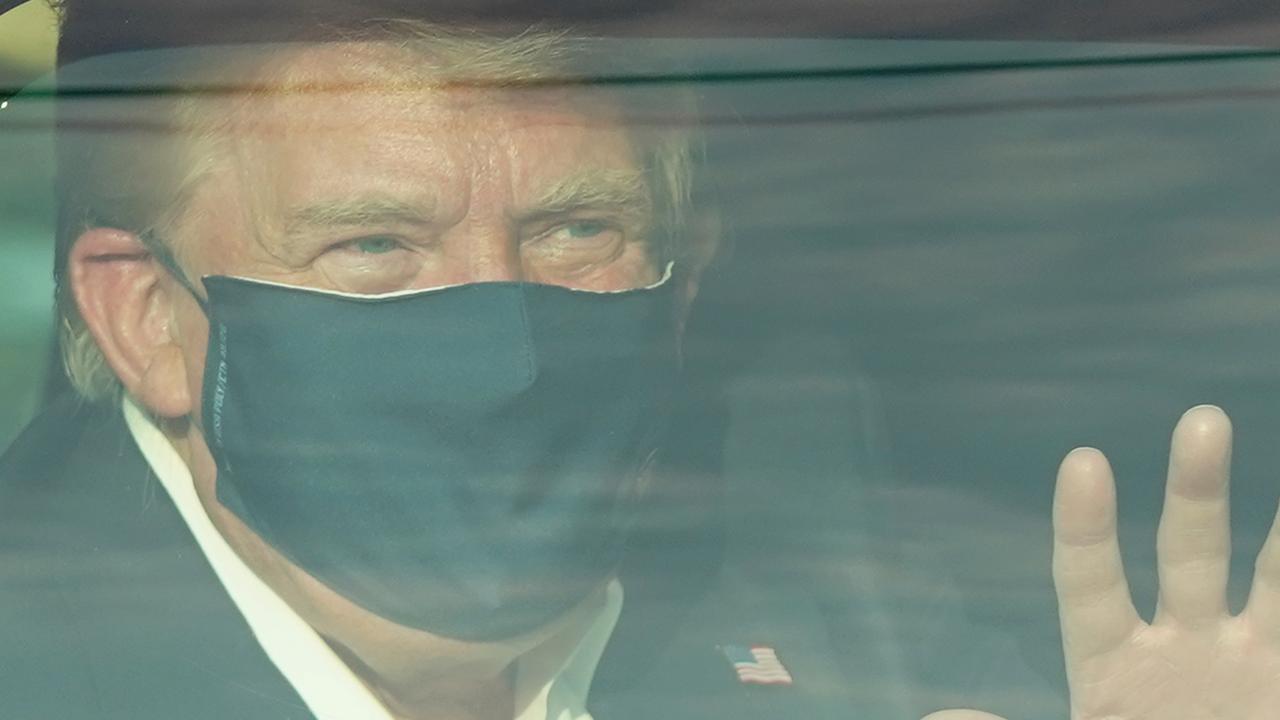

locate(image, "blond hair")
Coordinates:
55 21 699 402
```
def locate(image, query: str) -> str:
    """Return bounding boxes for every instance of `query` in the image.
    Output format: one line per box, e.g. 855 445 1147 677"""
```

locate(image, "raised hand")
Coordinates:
926 405 1280 720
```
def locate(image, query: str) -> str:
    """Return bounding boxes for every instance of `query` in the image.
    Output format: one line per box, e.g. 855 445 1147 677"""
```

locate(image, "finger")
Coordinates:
920 711 1008 720
1053 447 1143 663
1153 405 1233 628
1243 493 1280 643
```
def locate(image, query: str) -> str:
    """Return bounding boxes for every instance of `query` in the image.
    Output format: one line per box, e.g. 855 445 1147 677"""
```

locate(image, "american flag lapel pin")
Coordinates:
720 644 794 686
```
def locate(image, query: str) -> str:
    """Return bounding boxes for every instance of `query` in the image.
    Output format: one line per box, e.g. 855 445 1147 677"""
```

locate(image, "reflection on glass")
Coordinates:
4 13 1280 719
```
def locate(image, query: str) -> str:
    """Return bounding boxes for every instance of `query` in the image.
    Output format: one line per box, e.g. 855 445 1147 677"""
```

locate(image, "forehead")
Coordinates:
212 43 642 215
233 44 634 160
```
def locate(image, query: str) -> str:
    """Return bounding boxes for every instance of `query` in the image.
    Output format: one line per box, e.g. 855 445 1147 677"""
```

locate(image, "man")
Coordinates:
5 3 1280 719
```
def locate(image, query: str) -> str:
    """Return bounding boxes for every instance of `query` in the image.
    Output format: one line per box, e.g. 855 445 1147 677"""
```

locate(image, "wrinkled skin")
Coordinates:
927 405 1280 720
69 41 678 720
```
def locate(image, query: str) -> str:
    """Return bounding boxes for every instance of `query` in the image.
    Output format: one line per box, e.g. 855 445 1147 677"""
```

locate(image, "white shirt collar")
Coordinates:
122 396 622 720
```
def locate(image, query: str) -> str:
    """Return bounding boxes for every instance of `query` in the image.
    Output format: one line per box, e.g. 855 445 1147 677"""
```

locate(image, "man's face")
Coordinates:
151 43 662 686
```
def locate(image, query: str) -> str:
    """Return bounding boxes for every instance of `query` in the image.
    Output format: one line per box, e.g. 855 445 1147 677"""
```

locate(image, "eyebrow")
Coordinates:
518 168 652 222
284 197 437 236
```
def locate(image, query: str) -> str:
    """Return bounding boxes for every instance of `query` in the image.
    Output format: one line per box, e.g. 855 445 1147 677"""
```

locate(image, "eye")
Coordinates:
532 220 622 248
348 235 403 255
564 220 609 239
523 219 628 273
317 234 422 294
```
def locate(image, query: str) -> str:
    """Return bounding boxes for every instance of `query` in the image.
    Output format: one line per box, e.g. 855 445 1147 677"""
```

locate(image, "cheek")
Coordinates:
612 243 662 286
547 242 660 292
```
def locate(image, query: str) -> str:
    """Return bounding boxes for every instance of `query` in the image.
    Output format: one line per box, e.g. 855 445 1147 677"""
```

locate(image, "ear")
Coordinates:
68 228 195 418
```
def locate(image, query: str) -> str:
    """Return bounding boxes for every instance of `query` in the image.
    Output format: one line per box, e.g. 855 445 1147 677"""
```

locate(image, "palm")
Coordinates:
1066 618 1280 719
927 406 1280 720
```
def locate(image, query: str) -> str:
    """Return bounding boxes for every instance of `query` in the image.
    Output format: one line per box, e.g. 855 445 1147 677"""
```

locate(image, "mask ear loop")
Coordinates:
140 232 209 313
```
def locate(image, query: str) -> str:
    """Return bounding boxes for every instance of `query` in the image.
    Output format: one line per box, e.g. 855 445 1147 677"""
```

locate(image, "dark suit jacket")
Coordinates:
0 392 1064 719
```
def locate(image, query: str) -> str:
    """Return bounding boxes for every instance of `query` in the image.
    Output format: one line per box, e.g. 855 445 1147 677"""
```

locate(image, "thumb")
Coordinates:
921 711 1009 720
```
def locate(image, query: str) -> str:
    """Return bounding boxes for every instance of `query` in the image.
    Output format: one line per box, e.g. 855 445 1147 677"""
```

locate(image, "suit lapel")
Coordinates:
592 557 855 720
2 395 314 720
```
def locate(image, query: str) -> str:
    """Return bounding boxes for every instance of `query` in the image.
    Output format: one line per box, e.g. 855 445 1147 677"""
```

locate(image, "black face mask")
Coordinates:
157 248 680 642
